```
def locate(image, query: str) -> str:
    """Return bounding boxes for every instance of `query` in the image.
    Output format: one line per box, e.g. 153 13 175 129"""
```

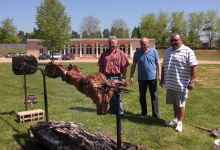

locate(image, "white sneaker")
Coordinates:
175 121 183 132
165 118 177 127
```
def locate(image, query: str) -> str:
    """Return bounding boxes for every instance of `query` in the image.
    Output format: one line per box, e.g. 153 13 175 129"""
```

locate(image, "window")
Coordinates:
103 45 109 52
39 48 44 54
128 45 130 55
86 45 92 54
70 45 76 54
78 45 80 54
120 45 126 52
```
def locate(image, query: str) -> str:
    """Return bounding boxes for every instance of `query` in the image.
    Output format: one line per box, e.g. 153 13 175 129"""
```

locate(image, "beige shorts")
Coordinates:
166 89 188 107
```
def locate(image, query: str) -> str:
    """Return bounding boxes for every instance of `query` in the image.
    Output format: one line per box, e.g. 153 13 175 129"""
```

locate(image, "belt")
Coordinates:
105 73 121 78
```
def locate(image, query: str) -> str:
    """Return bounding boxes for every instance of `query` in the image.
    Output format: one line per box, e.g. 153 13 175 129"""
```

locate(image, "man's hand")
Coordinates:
159 80 164 88
187 82 194 90
158 75 161 82
130 77 134 84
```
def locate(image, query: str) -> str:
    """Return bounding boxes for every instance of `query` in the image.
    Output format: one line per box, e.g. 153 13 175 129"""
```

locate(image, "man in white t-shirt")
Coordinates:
160 33 198 132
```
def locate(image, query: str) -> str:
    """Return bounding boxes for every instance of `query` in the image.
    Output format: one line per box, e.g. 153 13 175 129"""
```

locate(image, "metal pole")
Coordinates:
24 74 28 111
41 70 49 122
115 88 122 150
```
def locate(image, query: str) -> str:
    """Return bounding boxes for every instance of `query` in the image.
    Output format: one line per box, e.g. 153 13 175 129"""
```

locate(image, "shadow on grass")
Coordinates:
0 111 30 149
69 106 96 113
123 111 166 127
68 107 165 127
0 111 48 150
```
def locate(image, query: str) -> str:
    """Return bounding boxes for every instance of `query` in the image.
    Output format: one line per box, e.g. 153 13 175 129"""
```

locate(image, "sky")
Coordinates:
0 0 219 34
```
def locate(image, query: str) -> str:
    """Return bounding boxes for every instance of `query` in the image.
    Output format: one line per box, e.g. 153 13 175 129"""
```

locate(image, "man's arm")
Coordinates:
159 66 164 87
130 63 137 83
156 60 161 81
97 54 104 73
187 65 197 90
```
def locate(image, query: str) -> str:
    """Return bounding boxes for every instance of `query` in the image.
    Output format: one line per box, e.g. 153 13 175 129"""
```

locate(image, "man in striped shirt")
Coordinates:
160 33 197 132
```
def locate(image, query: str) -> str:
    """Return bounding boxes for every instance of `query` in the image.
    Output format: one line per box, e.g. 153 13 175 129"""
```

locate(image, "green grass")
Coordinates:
0 49 219 60
0 62 219 150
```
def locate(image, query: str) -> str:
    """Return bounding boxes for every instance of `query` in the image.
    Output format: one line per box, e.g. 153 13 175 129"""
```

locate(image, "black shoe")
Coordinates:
120 114 125 118
153 114 160 119
141 112 147 116
137 113 147 117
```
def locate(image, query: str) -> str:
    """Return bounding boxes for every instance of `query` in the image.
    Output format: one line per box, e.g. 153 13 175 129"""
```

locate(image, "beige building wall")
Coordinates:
26 38 155 58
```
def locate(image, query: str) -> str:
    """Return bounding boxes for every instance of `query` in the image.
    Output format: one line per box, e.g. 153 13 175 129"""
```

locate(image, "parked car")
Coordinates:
17 52 26 56
5 53 16 58
39 53 50 60
62 53 75 60
50 53 62 60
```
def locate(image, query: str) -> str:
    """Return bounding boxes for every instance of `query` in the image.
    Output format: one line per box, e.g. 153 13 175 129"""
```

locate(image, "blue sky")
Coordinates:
0 0 219 33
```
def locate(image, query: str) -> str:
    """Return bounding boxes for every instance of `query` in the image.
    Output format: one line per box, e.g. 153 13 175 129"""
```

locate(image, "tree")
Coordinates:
0 18 21 43
24 28 41 41
36 0 71 53
80 16 101 38
71 30 80 38
102 28 110 38
216 19 220 48
92 31 102 38
203 10 220 47
82 31 89 38
140 13 157 38
216 38 220 48
17 30 26 42
169 11 188 44
131 26 141 38
187 12 205 47
155 11 169 47
110 18 129 38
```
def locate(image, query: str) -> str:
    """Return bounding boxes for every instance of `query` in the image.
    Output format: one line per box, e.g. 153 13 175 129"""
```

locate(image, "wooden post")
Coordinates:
24 74 28 111
115 88 122 150
41 70 49 122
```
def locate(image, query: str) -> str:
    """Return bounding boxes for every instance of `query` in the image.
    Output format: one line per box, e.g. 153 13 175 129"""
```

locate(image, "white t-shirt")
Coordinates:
163 44 198 92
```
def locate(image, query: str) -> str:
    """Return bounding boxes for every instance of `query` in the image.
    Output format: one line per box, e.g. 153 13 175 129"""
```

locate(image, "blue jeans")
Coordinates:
138 79 159 117
106 75 124 115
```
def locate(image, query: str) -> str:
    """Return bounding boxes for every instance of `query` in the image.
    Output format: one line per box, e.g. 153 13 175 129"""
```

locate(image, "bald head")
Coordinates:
140 37 149 52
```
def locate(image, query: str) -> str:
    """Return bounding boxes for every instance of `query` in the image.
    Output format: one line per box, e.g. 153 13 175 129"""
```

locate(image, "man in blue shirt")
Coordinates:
130 37 161 118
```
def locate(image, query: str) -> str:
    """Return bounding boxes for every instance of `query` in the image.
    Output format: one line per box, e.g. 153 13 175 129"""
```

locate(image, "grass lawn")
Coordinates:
0 62 219 150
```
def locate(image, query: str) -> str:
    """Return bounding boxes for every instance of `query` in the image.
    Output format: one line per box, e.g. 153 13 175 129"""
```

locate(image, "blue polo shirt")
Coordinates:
133 48 159 80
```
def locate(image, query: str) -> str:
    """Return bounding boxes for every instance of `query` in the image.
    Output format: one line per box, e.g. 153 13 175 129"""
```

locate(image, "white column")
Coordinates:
68 45 70 54
130 44 133 58
80 42 82 57
96 42 98 58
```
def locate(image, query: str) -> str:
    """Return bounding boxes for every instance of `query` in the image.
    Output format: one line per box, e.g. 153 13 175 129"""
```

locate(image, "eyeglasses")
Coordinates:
171 39 178 42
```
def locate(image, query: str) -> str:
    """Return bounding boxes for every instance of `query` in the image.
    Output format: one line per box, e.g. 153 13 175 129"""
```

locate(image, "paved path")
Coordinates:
1 57 220 64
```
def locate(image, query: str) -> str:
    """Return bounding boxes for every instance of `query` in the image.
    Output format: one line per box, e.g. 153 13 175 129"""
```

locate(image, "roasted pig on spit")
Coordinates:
44 62 126 115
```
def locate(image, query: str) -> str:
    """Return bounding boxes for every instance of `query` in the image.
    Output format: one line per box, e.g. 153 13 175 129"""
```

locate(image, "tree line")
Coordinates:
0 0 220 53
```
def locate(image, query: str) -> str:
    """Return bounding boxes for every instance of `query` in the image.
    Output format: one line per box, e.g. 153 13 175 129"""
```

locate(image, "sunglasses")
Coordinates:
171 39 178 42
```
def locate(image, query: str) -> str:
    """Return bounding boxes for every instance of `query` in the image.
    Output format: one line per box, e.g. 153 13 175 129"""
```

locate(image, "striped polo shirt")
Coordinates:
163 44 198 92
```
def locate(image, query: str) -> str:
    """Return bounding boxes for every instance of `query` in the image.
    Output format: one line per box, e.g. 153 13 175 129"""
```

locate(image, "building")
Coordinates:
26 38 155 58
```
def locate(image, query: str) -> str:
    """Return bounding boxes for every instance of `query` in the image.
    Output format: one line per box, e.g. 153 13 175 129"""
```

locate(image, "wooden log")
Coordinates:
30 121 147 150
